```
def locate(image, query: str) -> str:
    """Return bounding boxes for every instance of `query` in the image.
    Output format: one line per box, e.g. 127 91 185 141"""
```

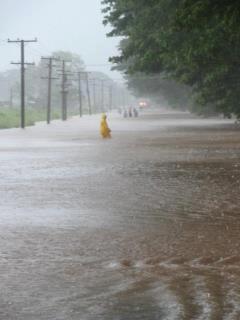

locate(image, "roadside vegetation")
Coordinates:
0 108 61 129
102 0 240 118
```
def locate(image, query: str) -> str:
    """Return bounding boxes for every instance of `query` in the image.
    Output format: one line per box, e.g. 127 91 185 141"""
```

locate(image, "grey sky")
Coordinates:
0 0 122 80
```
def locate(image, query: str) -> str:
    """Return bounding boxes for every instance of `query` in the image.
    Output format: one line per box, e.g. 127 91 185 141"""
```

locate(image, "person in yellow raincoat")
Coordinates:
100 114 111 138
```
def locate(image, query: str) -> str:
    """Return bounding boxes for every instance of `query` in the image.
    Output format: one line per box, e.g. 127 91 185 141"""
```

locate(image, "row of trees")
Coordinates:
102 0 240 117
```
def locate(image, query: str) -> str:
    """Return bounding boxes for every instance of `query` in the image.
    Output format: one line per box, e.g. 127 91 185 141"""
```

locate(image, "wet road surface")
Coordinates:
0 111 240 319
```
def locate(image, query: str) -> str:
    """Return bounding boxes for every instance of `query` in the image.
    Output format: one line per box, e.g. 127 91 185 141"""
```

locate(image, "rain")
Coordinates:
0 1 240 319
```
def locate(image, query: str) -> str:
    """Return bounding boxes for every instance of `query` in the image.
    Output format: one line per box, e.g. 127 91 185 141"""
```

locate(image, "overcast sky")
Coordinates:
0 0 122 80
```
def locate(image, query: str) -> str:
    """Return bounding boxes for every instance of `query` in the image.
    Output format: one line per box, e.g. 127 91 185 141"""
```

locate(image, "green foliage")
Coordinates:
52 51 85 71
0 108 20 129
0 108 61 129
102 0 240 117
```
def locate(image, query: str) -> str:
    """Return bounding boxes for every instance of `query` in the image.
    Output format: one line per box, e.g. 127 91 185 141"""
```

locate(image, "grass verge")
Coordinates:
0 108 61 129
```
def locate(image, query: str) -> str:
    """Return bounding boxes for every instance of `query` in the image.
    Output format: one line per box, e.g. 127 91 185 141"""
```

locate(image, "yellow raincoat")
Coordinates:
100 114 111 138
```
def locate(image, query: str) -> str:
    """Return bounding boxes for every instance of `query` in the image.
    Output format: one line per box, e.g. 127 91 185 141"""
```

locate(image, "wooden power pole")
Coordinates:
41 57 59 124
8 38 37 128
85 72 92 115
77 72 83 117
75 71 92 116
91 79 97 113
58 60 72 121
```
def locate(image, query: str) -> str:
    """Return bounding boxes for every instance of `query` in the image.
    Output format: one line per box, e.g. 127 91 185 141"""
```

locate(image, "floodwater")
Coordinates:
0 110 240 319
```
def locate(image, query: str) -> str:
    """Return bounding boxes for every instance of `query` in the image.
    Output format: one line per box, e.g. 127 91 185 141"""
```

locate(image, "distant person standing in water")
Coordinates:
128 107 133 117
133 107 139 117
123 109 128 118
100 114 111 139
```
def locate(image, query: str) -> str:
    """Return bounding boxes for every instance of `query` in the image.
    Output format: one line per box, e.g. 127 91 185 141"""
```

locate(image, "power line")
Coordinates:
37 40 52 56
85 64 112 67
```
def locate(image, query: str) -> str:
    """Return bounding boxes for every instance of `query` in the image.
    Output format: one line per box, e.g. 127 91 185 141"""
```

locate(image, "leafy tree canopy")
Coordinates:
102 0 240 117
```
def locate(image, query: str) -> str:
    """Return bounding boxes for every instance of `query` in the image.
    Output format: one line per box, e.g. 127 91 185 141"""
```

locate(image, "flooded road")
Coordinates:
0 111 240 319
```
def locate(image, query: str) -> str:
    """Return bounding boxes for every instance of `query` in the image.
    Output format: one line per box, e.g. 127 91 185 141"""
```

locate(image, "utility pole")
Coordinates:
85 72 92 115
8 38 37 128
91 79 97 113
61 60 67 121
58 60 71 121
76 71 92 115
77 72 83 117
41 57 59 124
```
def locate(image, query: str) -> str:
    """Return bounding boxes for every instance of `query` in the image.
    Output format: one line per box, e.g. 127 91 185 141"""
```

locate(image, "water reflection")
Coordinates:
0 113 239 319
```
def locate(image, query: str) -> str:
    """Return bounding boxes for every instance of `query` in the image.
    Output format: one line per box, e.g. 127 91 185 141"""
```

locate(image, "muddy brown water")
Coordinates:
0 111 240 319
